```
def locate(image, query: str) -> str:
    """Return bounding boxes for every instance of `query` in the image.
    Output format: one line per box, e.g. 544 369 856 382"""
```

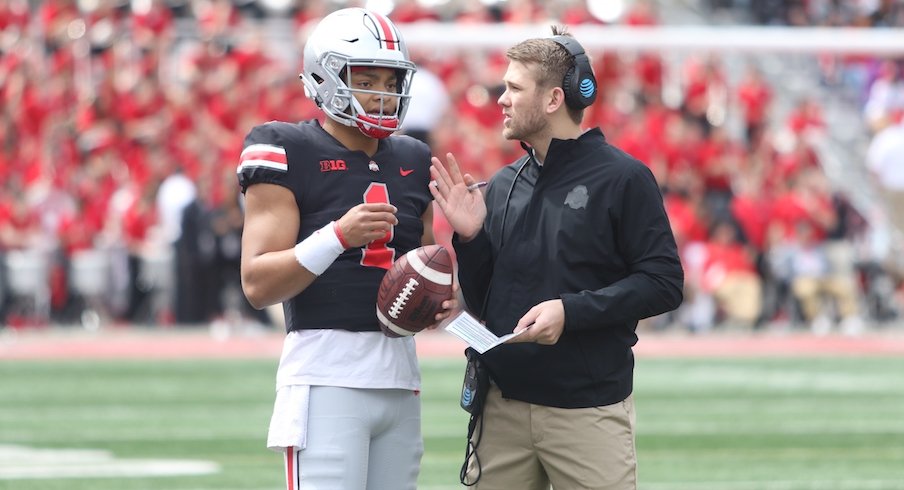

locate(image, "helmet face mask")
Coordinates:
301 8 416 139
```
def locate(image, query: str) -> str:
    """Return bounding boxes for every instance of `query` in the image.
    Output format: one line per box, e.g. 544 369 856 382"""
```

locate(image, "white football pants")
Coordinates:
283 386 422 490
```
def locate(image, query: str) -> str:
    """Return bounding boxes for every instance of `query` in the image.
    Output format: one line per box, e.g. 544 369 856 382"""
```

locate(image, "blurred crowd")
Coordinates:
1 0 903 334
706 0 904 27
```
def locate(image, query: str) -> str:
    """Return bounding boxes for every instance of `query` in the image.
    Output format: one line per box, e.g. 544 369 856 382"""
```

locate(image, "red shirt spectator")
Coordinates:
623 0 659 26
121 191 158 251
38 0 79 38
500 0 545 24
57 206 102 256
681 56 727 129
0 191 41 250
768 177 835 245
132 0 173 39
769 139 821 185
697 127 741 192
664 193 709 245
561 4 607 25
635 53 664 102
786 97 826 135
703 238 758 287
731 184 772 252
391 0 441 23
736 64 772 144
196 0 239 40
16 85 48 138
0 0 29 31
612 113 654 169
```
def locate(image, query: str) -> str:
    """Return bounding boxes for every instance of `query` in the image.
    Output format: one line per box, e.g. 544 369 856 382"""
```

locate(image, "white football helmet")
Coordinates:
301 8 416 139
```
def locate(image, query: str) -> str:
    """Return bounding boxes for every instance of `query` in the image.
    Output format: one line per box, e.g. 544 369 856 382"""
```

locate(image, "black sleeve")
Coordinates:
452 228 494 318
561 164 684 331
237 123 292 194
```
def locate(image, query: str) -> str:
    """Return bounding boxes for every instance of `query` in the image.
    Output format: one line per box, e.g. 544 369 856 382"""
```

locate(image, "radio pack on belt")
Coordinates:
460 347 489 414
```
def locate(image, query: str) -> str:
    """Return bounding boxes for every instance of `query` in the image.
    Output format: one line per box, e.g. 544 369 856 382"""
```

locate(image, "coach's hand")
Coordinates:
429 153 486 242
507 299 565 345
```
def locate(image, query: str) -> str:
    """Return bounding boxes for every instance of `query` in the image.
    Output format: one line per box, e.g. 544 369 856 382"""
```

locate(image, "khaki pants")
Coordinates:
466 385 637 490
792 275 860 320
713 272 762 326
882 188 904 241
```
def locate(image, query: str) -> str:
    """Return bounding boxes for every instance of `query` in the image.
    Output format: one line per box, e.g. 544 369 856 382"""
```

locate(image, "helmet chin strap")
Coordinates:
350 97 399 139
357 115 398 139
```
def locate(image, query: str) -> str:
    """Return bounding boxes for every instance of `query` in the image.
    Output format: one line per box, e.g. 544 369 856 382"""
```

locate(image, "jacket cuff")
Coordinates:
560 291 592 332
452 228 490 257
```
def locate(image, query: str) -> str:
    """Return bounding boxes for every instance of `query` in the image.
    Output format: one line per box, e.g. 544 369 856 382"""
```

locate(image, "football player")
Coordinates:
237 8 456 489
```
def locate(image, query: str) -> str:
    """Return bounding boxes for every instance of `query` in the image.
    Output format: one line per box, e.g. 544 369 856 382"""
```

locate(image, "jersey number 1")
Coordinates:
361 183 395 270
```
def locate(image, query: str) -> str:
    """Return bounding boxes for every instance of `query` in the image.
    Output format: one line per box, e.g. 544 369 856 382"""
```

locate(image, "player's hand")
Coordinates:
335 203 398 248
426 283 461 330
506 299 565 345
430 153 486 241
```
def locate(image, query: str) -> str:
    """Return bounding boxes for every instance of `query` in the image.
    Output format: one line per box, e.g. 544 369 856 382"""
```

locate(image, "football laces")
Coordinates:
389 278 419 319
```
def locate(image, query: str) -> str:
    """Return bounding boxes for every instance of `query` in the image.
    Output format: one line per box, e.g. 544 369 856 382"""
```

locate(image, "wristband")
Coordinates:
333 221 351 250
293 221 346 276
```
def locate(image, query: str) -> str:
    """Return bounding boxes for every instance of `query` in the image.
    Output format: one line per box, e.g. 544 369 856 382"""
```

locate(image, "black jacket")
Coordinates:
453 128 684 408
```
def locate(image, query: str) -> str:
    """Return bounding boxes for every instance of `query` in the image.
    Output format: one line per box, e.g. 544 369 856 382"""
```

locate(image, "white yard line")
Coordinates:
0 445 219 480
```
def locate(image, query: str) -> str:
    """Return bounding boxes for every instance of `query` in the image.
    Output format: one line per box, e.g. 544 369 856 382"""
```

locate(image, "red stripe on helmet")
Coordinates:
372 12 399 51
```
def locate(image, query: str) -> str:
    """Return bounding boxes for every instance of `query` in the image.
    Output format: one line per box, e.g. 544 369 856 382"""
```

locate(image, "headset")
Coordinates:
551 35 598 110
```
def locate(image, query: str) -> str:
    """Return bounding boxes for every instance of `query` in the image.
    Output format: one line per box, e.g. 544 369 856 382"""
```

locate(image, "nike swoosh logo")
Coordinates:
399 168 415 176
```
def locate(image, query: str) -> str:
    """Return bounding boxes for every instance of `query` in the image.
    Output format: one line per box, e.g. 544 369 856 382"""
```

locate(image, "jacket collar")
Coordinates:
519 128 605 169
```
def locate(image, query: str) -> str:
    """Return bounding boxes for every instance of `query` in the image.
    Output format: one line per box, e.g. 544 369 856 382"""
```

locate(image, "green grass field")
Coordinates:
2 356 904 489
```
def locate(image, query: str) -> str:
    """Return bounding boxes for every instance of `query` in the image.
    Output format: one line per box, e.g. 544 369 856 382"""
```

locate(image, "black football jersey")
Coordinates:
238 120 433 333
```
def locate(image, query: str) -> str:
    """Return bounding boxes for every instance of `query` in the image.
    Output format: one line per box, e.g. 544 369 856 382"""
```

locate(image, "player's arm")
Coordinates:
240 183 313 309
242 182 400 309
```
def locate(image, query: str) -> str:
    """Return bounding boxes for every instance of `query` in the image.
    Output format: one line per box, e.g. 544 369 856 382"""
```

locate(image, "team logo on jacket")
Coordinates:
565 185 589 210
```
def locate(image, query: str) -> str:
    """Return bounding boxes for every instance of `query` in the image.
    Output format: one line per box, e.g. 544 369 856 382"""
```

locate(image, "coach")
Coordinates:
430 27 684 489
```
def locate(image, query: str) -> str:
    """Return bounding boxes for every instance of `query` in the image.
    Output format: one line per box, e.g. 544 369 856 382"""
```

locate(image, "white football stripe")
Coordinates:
241 143 286 157
236 160 288 173
376 309 415 336
405 249 452 285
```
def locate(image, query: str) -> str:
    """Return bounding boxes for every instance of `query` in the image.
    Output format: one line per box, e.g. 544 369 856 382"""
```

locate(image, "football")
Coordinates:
377 245 454 337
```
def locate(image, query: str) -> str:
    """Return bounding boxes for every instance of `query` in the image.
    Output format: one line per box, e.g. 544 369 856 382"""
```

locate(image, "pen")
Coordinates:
467 181 488 191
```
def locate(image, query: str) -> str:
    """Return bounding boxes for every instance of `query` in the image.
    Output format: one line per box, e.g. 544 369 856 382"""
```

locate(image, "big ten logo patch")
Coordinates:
319 159 347 172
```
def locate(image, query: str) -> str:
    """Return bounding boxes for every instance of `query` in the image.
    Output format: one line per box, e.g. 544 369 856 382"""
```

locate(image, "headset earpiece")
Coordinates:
551 35 597 110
